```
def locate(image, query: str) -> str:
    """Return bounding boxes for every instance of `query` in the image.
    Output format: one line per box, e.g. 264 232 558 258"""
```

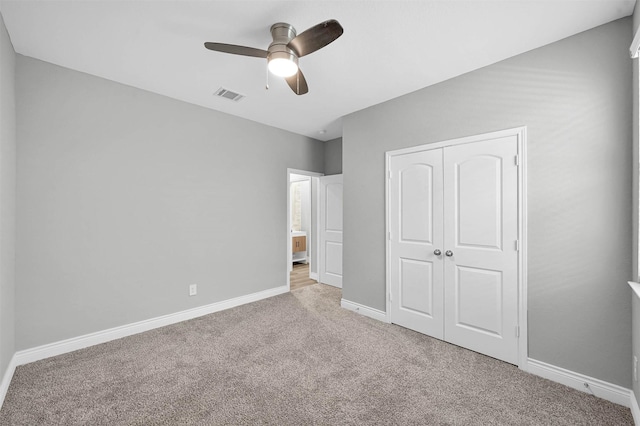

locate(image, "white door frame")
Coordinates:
385 127 528 369
287 168 324 291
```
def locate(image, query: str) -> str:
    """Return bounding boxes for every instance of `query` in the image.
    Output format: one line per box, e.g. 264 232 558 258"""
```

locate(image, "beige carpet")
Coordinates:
0 284 633 425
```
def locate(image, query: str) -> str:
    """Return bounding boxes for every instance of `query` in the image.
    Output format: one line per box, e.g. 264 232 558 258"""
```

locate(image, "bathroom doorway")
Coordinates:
287 169 323 290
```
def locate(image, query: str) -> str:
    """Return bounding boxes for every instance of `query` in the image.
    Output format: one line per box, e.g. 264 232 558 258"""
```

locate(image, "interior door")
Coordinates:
319 175 343 288
389 150 444 338
443 137 519 364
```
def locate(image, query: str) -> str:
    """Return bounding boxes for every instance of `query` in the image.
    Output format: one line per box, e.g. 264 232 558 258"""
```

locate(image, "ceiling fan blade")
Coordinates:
285 69 309 95
204 42 268 58
287 19 343 57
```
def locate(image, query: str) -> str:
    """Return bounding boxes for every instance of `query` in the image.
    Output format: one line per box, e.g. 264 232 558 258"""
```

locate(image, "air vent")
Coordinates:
214 87 245 102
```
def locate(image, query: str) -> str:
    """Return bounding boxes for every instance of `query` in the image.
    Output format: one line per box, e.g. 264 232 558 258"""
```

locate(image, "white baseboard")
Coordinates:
0 354 17 410
341 298 389 323
14 285 289 367
309 272 318 281
631 391 640 425
527 358 631 407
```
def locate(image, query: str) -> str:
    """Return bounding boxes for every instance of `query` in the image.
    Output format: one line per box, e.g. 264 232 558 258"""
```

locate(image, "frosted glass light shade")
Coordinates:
268 58 298 77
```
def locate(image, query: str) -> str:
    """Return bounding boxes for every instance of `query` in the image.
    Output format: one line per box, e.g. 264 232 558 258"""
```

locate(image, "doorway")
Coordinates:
287 169 323 291
386 127 527 367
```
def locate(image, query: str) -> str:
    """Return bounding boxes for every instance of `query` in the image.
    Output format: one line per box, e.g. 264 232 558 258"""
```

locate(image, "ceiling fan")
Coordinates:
204 19 344 95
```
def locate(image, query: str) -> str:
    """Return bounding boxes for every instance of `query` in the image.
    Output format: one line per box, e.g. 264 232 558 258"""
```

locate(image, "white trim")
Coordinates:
341 298 389 323
527 358 631 407
314 176 321 283
0 354 17 410
14 285 288 366
289 174 311 183
631 391 640 425
385 127 528 157
516 127 529 369
384 126 528 369
629 281 640 299
385 151 391 320
309 272 318 281
288 168 324 177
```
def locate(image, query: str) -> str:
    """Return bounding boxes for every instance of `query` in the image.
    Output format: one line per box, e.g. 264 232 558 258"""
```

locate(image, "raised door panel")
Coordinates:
325 241 343 276
454 266 503 337
326 183 343 232
400 165 433 244
456 155 502 250
399 258 434 317
389 150 444 339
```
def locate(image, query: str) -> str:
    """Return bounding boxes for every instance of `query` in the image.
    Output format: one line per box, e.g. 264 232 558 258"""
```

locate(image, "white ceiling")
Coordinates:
0 0 635 141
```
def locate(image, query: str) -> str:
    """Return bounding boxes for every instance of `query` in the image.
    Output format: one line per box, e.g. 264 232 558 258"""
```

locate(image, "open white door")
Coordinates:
319 174 343 288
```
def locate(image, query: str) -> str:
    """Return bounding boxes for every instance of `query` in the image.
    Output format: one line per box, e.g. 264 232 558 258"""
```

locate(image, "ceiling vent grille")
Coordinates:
214 87 245 102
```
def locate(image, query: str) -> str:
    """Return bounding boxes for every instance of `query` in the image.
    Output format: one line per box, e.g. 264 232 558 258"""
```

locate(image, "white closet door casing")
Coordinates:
389 151 444 338
319 175 343 288
443 136 519 364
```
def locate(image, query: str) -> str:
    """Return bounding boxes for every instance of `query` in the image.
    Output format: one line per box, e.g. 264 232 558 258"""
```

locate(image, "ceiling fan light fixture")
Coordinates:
204 19 343 95
268 51 298 77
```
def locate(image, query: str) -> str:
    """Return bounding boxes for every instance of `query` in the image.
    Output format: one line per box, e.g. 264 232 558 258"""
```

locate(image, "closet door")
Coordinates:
389 150 444 338
443 136 519 364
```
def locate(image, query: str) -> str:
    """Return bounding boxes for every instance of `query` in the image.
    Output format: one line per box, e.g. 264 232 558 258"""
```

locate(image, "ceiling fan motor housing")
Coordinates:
268 22 299 66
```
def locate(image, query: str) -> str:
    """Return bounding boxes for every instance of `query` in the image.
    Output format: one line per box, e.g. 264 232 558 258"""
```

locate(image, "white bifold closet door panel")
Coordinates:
389 136 519 365
443 138 519 364
389 150 444 339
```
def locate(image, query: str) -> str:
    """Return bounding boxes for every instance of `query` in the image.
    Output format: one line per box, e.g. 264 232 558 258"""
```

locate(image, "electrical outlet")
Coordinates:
189 284 197 296
634 356 638 382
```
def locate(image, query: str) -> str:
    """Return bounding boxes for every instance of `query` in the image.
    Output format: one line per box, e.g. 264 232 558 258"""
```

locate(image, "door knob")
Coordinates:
445 250 454 257
434 249 442 256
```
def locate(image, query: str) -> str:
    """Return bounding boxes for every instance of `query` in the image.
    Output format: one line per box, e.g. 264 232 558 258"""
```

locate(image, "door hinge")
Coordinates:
515 240 519 251
389 292 392 302
389 231 392 240
388 170 392 179
515 325 520 338
514 155 520 166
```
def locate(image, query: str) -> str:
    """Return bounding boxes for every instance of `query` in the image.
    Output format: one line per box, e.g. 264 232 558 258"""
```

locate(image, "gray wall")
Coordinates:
0 13 16 381
632 2 639 406
16 56 324 350
323 137 342 175
342 18 632 387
